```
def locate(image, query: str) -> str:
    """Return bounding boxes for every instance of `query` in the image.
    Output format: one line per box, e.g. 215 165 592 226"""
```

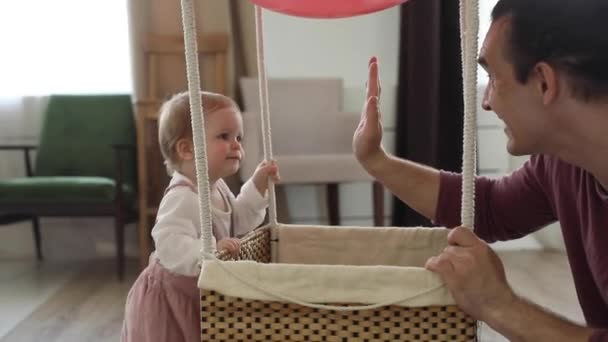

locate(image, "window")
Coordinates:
0 1 132 96
477 0 499 85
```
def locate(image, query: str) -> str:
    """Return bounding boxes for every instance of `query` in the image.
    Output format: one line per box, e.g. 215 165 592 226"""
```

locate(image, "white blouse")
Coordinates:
151 172 267 276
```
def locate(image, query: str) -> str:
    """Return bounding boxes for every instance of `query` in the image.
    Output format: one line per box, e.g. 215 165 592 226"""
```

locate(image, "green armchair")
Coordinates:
0 95 138 280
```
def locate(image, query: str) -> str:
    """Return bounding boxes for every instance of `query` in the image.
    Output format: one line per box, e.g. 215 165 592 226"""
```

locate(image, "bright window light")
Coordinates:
0 1 132 96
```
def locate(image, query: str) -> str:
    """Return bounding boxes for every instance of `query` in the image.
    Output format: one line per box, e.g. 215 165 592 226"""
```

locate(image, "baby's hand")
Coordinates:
252 160 280 196
217 238 241 258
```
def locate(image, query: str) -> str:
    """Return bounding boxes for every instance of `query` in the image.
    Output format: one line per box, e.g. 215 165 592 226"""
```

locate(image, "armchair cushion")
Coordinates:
239 78 371 183
0 177 135 204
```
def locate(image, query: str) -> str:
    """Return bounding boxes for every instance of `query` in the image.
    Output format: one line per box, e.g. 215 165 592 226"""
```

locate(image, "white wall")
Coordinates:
262 7 400 226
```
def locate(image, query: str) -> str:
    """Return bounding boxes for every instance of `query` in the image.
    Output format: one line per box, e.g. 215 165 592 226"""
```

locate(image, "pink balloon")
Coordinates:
249 0 408 19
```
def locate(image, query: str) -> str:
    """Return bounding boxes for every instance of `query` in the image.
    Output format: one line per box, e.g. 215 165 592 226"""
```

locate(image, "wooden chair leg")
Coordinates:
137 210 150 271
327 183 340 226
373 181 384 226
115 211 125 281
31 217 42 260
275 185 292 224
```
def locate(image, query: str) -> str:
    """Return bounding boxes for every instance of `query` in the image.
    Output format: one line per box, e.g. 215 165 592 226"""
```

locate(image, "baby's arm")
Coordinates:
151 188 212 276
225 179 268 237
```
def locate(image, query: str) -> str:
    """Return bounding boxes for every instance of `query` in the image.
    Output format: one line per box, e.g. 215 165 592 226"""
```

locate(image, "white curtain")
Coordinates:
0 97 47 180
0 0 132 97
0 0 132 176
0 0 133 175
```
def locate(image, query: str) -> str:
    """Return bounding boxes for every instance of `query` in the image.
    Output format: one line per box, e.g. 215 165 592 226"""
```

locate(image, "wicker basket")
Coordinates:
201 225 477 341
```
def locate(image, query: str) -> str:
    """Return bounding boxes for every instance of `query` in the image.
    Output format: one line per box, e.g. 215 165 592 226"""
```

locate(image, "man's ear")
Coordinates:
176 138 194 161
533 62 559 106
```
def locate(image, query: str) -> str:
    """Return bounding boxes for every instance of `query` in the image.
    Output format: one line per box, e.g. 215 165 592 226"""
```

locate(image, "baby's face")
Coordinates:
205 107 244 181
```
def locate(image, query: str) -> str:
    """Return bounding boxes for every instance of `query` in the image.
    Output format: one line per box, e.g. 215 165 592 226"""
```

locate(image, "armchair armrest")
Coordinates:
0 144 38 177
0 144 37 151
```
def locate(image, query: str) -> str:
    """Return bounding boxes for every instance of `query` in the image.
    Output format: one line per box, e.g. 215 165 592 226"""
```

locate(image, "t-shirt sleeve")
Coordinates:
435 155 557 242
590 329 608 342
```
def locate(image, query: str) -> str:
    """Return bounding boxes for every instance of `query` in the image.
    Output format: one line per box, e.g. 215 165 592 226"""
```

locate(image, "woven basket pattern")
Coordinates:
202 226 477 341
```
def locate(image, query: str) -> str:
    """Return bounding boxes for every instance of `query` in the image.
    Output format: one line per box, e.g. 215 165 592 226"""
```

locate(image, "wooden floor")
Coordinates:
478 251 583 341
0 250 584 342
0 260 137 342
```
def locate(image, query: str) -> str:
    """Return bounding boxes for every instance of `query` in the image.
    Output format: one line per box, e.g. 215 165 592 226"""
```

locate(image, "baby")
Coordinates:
121 91 279 342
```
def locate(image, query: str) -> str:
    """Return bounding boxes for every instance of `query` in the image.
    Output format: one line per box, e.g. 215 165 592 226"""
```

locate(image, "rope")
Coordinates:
179 0 215 259
177 0 479 312
254 6 278 226
459 0 479 229
203 253 446 311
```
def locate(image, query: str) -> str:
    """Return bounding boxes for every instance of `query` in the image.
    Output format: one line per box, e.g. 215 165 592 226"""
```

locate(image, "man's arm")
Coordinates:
365 153 441 221
355 58 557 243
353 57 441 221
426 227 601 342
488 295 598 342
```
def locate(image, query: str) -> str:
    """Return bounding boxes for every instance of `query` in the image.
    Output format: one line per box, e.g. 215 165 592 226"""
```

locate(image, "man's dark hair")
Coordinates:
492 0 608 102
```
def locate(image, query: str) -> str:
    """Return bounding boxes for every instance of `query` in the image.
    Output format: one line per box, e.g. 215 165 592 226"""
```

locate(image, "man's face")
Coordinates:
479 17 547 156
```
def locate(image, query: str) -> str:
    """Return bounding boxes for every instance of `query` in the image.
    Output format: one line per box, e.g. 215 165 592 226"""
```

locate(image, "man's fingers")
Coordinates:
368 56 377 66
425 254 456 277
425 256 440 271
366 61 380 99
442 245 476 274
443 245 470 257
424 254 456 288
365 96 381 124
362 57 381 123
447 226 480 247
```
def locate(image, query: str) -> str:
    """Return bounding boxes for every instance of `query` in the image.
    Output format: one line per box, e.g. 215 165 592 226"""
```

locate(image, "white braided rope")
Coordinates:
180 0 215 259
181 1 480 311
254 6 278 226
459 0 479 229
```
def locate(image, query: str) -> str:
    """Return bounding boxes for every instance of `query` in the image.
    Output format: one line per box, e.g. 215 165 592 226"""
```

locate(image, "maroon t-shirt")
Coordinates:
436 154 608 337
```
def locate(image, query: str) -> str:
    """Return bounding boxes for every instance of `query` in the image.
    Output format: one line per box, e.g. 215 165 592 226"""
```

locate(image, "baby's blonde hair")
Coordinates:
158 91 239 174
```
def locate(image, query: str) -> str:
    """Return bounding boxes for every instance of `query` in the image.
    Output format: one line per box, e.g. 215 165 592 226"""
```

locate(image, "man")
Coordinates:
353 0 608 340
